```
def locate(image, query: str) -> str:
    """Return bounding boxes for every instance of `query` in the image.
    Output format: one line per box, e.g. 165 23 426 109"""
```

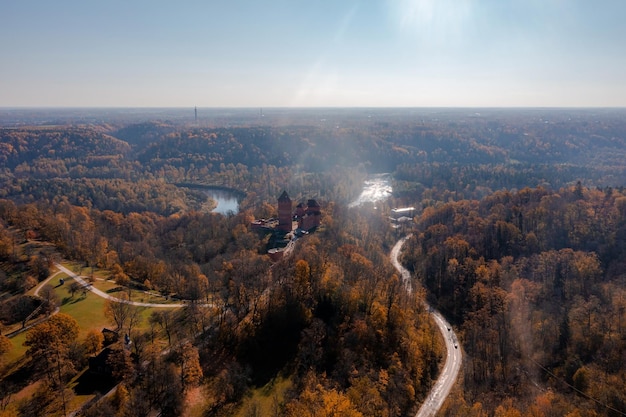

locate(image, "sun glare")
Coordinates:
391 0 473 42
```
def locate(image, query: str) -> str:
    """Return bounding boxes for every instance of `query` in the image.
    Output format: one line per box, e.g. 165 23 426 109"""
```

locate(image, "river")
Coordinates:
176 183 243 215
349 173 392 208
204 188 241 215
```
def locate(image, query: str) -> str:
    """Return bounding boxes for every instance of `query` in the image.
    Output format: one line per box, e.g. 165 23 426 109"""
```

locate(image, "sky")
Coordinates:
1 0 625 107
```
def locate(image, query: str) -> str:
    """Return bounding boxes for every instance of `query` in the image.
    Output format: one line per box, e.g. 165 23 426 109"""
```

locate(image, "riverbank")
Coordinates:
175 183 245 215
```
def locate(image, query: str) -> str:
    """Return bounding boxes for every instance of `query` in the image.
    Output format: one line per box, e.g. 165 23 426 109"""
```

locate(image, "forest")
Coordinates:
402 184 626 415
1 108 626 416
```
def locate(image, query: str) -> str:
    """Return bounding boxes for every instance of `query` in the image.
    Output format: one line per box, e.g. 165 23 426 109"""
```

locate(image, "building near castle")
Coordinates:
251 191 321 233
391 207 415 219
390 206 415 229
251 191 321 260
295 199 321 231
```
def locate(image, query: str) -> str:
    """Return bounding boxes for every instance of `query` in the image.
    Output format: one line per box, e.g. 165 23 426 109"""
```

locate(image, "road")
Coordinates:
390 236 462 417
54 263 201 308
390 235 414 293
9 263 191 338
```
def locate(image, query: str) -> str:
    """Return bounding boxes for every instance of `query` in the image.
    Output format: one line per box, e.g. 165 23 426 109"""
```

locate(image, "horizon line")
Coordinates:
2 105 626 110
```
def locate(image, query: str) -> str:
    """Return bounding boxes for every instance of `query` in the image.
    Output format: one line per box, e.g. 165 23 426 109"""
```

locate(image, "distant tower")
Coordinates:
277 191 293 232
194 106 198 123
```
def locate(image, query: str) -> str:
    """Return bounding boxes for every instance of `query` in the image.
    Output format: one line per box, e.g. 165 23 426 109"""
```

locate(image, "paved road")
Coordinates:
33 270 63 297
6 272 64 338
9 265 189 338
416 310 462 417
54 263 202 308
390 236 462 417
390 235 414 293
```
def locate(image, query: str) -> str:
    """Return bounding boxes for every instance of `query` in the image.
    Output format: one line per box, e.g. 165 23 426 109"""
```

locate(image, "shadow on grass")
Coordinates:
62 295 88 305
106 287 125 294
1 360 35 398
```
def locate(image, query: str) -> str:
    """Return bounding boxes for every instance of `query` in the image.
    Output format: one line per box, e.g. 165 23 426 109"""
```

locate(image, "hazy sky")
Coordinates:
2 0 625 107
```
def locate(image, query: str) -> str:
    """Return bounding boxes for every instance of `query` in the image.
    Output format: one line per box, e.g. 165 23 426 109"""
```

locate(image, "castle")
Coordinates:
251 191 321 261
252 191 321 233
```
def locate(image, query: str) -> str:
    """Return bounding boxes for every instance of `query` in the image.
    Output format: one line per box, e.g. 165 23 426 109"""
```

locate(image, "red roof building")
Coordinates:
299 199 321 231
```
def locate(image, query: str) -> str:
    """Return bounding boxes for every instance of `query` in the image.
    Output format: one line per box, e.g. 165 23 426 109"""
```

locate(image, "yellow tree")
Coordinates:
0 334 12 367
112 263 130 290
285 383 362 417
82 329 104 356
179 342 203 390
24 313 79 417
494 399 522 417
107 348 134 383
294 259 312 301
347 375 388 417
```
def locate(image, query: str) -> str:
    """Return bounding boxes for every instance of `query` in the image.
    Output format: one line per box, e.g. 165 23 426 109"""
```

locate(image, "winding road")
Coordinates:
54 263 198 308
9 263 191 339
390 236 462 417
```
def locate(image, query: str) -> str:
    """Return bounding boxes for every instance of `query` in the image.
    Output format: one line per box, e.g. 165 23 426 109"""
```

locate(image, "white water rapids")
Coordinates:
349 173 392 208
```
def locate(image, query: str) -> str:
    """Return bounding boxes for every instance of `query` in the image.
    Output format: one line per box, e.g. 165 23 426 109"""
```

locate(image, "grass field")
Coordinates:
234 375 293 417
2 247 196 415
3 332 28 365
56 277 112 339
6 262 182 366
64 262 182 305
5 276 111 363
91 279 177 305
2 265 186 415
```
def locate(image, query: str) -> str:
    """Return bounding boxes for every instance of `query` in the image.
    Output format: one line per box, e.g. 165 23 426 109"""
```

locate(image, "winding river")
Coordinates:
203 187 241 215
176 183 244 215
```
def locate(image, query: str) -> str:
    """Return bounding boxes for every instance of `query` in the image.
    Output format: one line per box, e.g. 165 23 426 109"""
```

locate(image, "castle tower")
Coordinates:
277 191 293 232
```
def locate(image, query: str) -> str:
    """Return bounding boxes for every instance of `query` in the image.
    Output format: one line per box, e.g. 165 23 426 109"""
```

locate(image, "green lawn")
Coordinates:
6 273 179 365
56 277 111 339
5 277 111 362
5 260 193 369
3 331 28 365
234 375 293 417
2 258 190 414
89 280 176 305
64 263 181 306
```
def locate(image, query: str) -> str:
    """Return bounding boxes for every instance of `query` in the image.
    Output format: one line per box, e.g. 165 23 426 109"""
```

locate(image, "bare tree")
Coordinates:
68 281 82 299
39 284 60 315
149 310 176 346
104 294 132 332
126 306 143 338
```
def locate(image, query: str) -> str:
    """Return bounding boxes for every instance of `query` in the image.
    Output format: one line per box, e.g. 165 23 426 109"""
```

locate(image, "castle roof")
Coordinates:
278 190 291 202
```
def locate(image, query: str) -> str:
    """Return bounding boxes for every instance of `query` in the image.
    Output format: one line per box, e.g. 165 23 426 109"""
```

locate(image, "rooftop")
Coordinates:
278 190 291 202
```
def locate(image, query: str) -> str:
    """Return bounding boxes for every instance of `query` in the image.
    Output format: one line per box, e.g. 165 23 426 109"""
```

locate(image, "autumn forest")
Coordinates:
1 108 626 417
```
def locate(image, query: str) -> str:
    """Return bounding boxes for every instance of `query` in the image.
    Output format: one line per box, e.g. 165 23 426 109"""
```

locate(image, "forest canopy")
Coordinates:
1 108 626 416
